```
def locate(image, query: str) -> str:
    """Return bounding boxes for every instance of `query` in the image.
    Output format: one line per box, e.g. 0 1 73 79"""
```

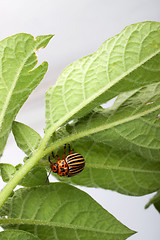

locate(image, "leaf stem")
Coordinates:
1 92 160 209
0 121 65 209
0 150 42 208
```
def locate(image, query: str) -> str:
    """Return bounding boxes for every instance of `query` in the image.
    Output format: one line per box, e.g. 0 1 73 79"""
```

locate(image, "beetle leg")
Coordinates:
52 152 60 161
62 144 66 159
48 155 52 164
68 144 74 154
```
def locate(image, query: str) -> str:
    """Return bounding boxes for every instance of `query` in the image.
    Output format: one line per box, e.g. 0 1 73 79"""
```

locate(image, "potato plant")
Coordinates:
0 21 160 240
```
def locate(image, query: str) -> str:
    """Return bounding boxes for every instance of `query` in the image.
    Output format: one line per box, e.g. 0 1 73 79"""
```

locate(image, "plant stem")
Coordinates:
0 149 43 208
1 96 159 209
0 122 61 209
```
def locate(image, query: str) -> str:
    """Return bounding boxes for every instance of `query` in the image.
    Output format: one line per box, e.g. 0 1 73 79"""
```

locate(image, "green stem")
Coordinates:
1 95 159 209
0 149 42 208
0 120 63 208
0 114 75 209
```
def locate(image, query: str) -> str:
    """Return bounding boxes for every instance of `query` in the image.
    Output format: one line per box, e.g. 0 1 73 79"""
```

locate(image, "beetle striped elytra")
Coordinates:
49 144 85 177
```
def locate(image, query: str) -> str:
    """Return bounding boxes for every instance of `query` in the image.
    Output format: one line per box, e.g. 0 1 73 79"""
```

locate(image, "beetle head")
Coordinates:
50 163 58 173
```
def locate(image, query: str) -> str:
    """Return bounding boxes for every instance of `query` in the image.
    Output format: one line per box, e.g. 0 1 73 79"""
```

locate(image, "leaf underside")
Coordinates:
0 33 53 157
145 190 160 213
11 22 160 196
0 229 40 240
45 21 160 131
44 22 160 196
1 22 160 240
0 183 135 240
49 82 160 196
12 121 42 157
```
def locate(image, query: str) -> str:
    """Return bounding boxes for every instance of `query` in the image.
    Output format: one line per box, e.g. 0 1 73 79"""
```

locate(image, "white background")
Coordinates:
0 1 160 239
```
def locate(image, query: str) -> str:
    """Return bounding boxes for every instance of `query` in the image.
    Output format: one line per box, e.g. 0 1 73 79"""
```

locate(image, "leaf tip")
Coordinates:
35 34 54 50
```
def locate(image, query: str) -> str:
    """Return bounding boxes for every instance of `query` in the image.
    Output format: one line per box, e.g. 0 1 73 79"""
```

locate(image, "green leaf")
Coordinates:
45 82 160 196
35 35 54 50
0 163 16 182
0 162 47 187
154 199 160 213
54 82 160 161
0 229 40 240
50 140 160 196
12 122 48 187
20 166 48 187
0 33 53 156
12 121 42 157
0 183 135 240
45 21 160 132
145 191 160 213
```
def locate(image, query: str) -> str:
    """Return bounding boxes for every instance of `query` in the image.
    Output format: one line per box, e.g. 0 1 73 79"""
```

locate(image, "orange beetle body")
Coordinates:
50 159 69 176
49 145 85 177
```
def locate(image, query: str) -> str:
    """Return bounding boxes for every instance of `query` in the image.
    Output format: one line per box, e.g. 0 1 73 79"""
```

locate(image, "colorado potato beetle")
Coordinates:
49 144 85 177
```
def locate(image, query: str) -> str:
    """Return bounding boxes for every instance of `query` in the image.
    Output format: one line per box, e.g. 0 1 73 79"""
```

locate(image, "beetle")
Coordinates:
48 144 85 177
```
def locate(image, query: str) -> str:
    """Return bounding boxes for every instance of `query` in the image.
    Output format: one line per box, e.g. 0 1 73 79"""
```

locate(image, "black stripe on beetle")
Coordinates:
49 144 85 177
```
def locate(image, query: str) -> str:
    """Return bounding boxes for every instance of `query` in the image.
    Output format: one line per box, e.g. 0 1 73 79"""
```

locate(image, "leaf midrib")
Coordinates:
57 48 160 126
0 218 133 235
44 48 160 149
86 163 160 173
75 103 160 147
45 102 160 155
